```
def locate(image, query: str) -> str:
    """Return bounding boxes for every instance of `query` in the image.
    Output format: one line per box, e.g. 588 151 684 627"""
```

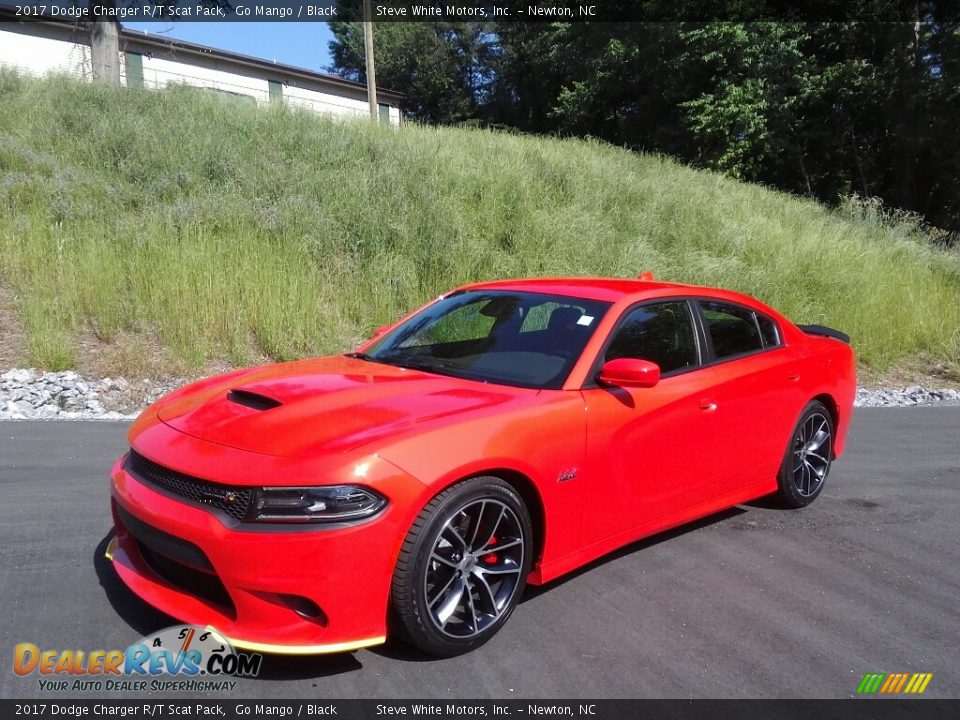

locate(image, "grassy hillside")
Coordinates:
1 70 958 376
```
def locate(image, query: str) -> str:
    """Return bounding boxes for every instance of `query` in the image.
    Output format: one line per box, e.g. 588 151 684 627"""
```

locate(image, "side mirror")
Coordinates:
371 324 391 339
598 358 661 388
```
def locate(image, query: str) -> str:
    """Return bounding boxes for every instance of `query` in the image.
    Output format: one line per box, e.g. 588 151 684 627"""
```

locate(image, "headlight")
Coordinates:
252 485 387 523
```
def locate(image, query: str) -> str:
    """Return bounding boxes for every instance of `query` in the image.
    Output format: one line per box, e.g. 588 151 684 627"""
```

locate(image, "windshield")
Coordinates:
361 290 611 389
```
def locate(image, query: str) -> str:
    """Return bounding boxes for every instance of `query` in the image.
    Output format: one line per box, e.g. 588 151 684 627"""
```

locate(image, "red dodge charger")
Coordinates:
107 276 855 656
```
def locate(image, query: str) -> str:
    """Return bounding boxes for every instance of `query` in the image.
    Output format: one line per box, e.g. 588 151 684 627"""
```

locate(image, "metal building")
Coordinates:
0 17 403 124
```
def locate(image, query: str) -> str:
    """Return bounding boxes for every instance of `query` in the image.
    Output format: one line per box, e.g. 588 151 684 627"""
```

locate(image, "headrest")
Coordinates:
548 306 583 331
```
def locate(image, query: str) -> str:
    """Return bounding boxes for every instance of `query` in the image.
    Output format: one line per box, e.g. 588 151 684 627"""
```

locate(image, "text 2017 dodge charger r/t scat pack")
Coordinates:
107 276 855 657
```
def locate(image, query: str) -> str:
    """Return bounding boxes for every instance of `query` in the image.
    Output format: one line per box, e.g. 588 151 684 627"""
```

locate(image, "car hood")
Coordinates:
157 356 524 457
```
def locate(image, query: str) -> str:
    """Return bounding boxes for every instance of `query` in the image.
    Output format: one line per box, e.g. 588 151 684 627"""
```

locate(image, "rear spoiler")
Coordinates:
797 324 850 344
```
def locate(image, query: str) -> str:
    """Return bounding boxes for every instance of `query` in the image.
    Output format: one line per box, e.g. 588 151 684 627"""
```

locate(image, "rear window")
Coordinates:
701 302 767 360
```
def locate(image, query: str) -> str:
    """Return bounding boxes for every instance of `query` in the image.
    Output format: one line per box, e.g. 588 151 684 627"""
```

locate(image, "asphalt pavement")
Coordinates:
0 408 957 699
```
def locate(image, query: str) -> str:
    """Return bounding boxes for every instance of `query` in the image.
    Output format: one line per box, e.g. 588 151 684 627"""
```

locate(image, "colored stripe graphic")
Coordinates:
879 674 897 693
891 673 909 693
857 673 886 693
858 672 932 694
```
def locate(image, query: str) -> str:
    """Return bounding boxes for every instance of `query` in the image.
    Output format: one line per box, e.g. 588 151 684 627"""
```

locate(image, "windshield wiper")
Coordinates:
347 350 456 376
376 353 452 373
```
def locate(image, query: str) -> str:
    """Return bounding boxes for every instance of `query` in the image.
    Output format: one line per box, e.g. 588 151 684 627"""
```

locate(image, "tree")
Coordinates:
547 23 687 151
328 22 492 123
674 24 818 183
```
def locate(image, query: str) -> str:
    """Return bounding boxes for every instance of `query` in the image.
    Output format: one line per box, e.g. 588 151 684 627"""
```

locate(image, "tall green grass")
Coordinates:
0 70 958 372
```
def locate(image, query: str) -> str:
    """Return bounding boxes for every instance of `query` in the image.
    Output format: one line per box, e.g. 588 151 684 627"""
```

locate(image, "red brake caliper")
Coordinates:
481 536 498 564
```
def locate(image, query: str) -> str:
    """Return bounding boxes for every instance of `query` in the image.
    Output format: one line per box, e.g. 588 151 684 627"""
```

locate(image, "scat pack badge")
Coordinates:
14 624 261 692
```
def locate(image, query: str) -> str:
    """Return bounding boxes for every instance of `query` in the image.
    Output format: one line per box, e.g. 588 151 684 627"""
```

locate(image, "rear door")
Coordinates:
693 300 805 492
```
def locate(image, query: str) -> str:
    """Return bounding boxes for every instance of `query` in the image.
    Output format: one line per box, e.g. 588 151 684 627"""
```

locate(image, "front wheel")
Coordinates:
390 477 532 657
775 400 834 508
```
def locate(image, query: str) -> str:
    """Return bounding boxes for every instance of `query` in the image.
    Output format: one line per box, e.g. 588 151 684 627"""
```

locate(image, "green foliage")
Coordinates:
677 24 810 179
329 18 960 236
0 72 958 374
328 22 491 122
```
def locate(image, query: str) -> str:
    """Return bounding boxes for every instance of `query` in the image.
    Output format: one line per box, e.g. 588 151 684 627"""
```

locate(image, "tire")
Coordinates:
775 400 835 508
390 476 533 657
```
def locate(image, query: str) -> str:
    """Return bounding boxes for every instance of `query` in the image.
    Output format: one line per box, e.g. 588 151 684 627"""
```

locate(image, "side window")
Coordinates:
700 302 766 359
605 302 699 374
756 313 780 348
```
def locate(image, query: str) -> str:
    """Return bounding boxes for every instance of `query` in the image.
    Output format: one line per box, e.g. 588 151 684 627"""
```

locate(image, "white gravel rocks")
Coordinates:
0 368 180 421
1 368 958 420
854 385 960 408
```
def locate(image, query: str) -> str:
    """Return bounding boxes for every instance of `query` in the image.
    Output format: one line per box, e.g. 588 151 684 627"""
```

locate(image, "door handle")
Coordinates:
699 399 718 412
788 373 800 382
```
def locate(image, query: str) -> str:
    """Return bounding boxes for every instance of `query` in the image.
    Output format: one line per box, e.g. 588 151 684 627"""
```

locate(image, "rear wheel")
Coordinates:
390 476 532 657
775 400 834 508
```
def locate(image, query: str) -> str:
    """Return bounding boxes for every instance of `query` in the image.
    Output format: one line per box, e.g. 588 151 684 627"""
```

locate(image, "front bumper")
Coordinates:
107 440 427 654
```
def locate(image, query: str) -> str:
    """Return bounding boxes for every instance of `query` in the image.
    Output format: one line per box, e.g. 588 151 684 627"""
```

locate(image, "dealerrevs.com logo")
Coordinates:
13 625 262 692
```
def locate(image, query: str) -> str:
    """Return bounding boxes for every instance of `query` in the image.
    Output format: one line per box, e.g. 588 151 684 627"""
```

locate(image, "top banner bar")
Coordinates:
2 1 959 23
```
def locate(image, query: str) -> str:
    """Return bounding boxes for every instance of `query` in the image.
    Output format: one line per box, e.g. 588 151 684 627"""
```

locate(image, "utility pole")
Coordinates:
362 0 378 120
90 16 121 85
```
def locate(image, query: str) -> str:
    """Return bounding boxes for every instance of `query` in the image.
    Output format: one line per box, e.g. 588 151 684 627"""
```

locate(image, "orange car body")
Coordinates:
108 277 855 653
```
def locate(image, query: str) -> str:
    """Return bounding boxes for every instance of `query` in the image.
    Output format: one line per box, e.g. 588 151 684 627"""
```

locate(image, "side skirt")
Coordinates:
528 477 777 585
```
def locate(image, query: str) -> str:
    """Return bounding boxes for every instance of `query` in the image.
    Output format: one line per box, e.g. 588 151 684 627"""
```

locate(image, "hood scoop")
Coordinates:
226 388 283 411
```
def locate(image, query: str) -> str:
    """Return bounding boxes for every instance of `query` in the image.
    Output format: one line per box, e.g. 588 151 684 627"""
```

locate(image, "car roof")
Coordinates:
459 276 703 303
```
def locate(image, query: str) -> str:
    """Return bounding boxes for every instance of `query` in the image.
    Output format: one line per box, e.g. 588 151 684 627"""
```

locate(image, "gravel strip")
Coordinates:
1 367 959 421
0 368 182 420
855 386 960 407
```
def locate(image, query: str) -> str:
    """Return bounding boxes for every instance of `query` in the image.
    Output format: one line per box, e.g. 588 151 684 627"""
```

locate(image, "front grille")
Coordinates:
127 449 253 522
138 542 235 614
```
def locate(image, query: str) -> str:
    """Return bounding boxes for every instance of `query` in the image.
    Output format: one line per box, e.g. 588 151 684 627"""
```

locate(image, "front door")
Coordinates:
579 300 722 547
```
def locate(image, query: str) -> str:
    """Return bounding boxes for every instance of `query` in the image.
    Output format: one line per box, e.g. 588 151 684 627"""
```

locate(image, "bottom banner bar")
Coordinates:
2 700 958 720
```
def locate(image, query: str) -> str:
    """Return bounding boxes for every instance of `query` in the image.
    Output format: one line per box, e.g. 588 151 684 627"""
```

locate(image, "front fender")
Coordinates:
377 390 587 569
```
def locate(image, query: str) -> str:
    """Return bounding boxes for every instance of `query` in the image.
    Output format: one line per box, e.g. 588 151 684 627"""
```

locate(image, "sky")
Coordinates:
122 22 335 73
